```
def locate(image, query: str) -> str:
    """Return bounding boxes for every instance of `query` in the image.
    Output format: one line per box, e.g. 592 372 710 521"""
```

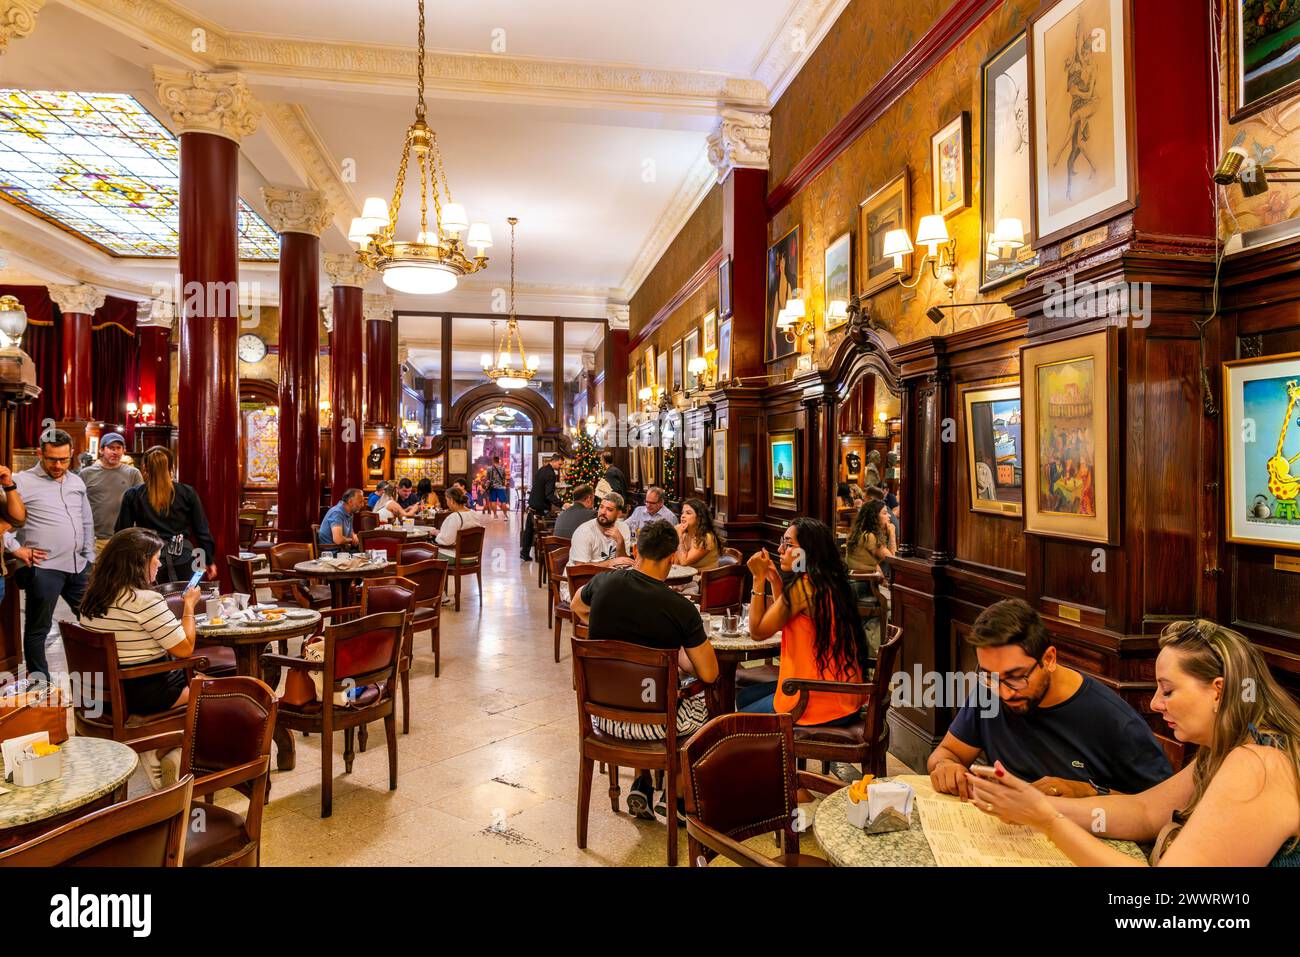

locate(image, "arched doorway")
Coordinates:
467 401 536 506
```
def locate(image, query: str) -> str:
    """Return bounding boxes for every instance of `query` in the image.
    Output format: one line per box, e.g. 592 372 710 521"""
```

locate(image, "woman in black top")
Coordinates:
115 446 218 584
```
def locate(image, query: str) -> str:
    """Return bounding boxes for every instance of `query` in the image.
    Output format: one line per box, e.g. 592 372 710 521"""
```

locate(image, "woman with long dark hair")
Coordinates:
417 477 441 510
675 498 722 571
846 499 894 594
115 446 216 584
740 517 871 726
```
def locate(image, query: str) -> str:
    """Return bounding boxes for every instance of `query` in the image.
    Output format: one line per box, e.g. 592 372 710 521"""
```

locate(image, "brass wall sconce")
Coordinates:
883 215 958 291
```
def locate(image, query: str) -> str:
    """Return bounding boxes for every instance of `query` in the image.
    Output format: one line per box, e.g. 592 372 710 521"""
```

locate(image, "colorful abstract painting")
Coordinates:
1224 353 1300 549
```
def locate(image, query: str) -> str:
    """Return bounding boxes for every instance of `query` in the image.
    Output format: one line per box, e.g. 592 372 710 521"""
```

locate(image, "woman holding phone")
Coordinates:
969 620 1300 866
115 445 217 583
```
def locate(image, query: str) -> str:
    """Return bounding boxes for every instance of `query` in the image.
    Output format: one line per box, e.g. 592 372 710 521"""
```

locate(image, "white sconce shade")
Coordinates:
827 299 848 319
361 196 389 222
688 356 708 376
481 353 493 370
466 222 493 251
882 229 913 268
914 214 949 255
776 307 792 329
991 217 1026 252
441 203 469 234
498 351 511 369
784 297 806 319
527 354 540 371
348 217 373 244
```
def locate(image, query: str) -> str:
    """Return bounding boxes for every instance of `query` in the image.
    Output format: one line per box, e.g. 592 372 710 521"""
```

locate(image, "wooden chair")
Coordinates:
0 776 195 867
237 510 277 555
397 557 449 678
262 610 405 817
160 591 237 677
59 620 210 752
227 554 310 611
572 637 697 867
785 624 902 778
553 562 609 662
133 676 276 867
430 509 452 530
354 510 379 533
722 547 742 564
359 528 406 562
269 542 331 608
543 541 570 631
308 525 322 559
539 534 567 595
533 513 555 586
698 562 748 614
399 542 440 564
447 524 485 611
681 712 840 867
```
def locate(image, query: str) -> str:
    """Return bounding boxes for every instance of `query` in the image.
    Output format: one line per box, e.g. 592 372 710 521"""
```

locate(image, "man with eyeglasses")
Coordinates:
2 429 96 685
625 486 677 537
927 598 1172 800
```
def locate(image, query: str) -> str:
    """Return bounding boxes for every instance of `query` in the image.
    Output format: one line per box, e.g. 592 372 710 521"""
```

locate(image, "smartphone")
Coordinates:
969 764 998 779
184 568 205 592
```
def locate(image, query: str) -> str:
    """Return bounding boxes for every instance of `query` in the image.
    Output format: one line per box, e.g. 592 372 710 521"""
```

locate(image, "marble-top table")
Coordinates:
294 558 396 609
374 525 433 540
812 776 1147 866
0 737 137 849
704 618 781 716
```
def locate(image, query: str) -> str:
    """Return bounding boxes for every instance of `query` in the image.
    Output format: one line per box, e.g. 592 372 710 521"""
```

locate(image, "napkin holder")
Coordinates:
845 781 913 834
12 740 64 787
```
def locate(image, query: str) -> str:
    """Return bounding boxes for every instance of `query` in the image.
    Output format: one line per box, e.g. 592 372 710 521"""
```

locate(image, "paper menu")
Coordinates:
893 773 1076 867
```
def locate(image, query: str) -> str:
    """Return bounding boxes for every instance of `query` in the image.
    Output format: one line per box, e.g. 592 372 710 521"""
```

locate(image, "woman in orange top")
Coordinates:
740 517 871 726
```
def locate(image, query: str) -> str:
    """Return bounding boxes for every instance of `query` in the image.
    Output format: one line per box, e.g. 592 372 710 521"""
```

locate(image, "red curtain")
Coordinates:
91 296 138 430
0 285 59 449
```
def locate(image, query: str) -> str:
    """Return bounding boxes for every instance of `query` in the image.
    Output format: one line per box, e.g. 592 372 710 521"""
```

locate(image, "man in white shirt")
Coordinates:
625 485 677 537
567 493 634 570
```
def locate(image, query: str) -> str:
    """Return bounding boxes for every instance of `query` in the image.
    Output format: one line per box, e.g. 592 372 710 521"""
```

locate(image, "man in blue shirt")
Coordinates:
319 488 364 550
927 598 1172 799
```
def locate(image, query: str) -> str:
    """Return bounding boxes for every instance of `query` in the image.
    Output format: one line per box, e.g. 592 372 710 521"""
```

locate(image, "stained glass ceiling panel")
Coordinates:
0 90 279 260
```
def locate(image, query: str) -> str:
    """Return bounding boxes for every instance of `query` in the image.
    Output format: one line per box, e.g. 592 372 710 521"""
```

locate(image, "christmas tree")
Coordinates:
569 431 603 493
662 444 678 497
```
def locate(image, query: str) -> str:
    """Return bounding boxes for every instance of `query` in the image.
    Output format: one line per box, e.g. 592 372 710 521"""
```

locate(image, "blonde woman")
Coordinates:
115 446 216 583
971 620 1300 866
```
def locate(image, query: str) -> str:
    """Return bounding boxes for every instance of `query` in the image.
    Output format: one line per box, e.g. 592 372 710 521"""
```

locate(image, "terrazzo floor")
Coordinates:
32 512 906 866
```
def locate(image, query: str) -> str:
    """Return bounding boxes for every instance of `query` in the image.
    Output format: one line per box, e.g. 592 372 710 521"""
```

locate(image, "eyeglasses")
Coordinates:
977 658 1041 692
778 538 795 551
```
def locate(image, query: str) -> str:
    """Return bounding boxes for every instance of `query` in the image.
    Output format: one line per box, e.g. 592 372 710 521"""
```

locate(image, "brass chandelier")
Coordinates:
481 217 539 390
349 0 491 295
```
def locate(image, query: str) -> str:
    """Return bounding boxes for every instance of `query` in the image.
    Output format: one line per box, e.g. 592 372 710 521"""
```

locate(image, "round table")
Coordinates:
294 558 396 609
374 526 433 541
0 737 137 850
705 624 781 716
812 783 1148 866
196 610 322 771
666 565 698 584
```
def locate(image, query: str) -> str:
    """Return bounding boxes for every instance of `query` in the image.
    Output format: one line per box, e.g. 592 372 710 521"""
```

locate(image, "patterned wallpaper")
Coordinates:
628 185 723 338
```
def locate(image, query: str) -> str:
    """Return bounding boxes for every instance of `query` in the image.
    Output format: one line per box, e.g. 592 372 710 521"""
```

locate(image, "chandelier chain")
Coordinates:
416 0 426 120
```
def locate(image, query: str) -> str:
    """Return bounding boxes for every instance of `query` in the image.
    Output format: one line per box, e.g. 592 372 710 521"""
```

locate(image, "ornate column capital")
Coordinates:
706 108 771 183
261 186 333 237
320 300 333 333
605 302 629 331
140 298 176 329
0 0 44 54
363 292 395 322
47 283 106 316
322 252 374 288
398 344 410 367
581 351 597 374
151 67 260 143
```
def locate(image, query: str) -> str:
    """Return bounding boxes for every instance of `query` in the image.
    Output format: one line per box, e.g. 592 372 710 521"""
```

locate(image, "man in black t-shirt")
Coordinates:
600 449 627 500
521 453 564 560
927 599 1172 799
570 518 718 820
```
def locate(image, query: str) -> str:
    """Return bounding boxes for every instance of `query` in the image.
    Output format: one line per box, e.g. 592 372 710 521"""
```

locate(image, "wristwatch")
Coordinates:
1 484 15 492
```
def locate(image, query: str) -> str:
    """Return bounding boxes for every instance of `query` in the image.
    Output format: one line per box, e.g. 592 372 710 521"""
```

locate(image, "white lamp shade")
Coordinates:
441 203 469 234
0 297 28 342
784 297 806 319
416 230 438 245
347 217 373 244
991 217 1026 250
915 214 949 252
481 353 493 369
776 307 792 329
499 351 511 368
466 222 493 249
380 261 458 295
882 229 913 260
688 357 708 375
827 299 848 318
638 387 653 401
361 197 390 222
526 354 540 371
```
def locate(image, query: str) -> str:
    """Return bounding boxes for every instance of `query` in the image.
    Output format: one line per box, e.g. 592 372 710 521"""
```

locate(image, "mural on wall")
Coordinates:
242 406 279 486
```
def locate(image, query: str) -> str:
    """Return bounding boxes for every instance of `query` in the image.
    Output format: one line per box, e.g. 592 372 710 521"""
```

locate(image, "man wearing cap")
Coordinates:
80 433 142 554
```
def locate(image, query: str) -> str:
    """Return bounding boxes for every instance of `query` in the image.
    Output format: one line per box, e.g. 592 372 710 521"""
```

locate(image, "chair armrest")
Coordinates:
192 756 270 799
129 729 185 753
780 677 872 723
680 677 710 699
121 655 209 678
795 770 845 796
685 818 780 867
846 570 884 581
319 605 362 619
260 653 321 672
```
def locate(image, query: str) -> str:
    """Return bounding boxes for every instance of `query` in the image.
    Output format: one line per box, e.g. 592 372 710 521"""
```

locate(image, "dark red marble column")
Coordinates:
722 167 767 381
364 298 395 428
177 131 240 581
324 254 368 498
274 230 321 543
59 311 92 421
136 322 173 426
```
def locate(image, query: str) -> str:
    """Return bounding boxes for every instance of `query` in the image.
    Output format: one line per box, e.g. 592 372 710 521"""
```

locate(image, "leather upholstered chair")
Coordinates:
397 558 449 678
697 563 747 614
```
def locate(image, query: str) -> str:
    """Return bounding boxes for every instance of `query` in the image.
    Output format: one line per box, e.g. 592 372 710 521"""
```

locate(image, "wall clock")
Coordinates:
237 333 268 363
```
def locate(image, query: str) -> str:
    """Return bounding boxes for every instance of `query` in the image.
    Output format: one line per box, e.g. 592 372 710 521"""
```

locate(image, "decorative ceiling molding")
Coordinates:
141 297 175 328
48 282 106 315
706 108 771 183
151 67 261 143
0 0 44 54
68 0 769 112
320 299 332 333
750 0 850 103
618 145 715 298
260 102 361 237
261 185 333 237
0 224 155 297
605 302 630 331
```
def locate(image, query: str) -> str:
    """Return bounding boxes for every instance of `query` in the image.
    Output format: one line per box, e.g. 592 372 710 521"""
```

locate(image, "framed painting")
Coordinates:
981 33 1041 290
824 231 852 332
768 430 797 509
626 372 635 412
703 309 717 355
644 345 656 387
683 328 701 390
930 112 971 218
717 317 733 382
1228 0 1300 121
1021 329 1117 543
656 349 667 395
962 383 1024 517
765 226 799 363
1223 351 1300 549
713 428 728 495
671 339 684 393
718 256 733 318
1028 0 1135 249
858 171 911 298
448 447 468 475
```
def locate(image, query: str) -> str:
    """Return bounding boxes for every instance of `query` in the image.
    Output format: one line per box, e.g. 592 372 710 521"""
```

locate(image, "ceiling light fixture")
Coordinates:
351 0 491 294
481 217 539 390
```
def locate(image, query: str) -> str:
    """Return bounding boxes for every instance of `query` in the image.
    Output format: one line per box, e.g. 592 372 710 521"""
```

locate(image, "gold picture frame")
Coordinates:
858 171 911 298
1222 351 1300 550
962 383 1023 517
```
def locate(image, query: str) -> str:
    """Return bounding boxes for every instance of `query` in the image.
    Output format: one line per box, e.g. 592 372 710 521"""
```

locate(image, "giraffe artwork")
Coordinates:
1225 354 1300 549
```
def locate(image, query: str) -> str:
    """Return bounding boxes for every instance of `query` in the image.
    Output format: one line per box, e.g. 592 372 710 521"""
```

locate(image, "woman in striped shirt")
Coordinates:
78 527 201 716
